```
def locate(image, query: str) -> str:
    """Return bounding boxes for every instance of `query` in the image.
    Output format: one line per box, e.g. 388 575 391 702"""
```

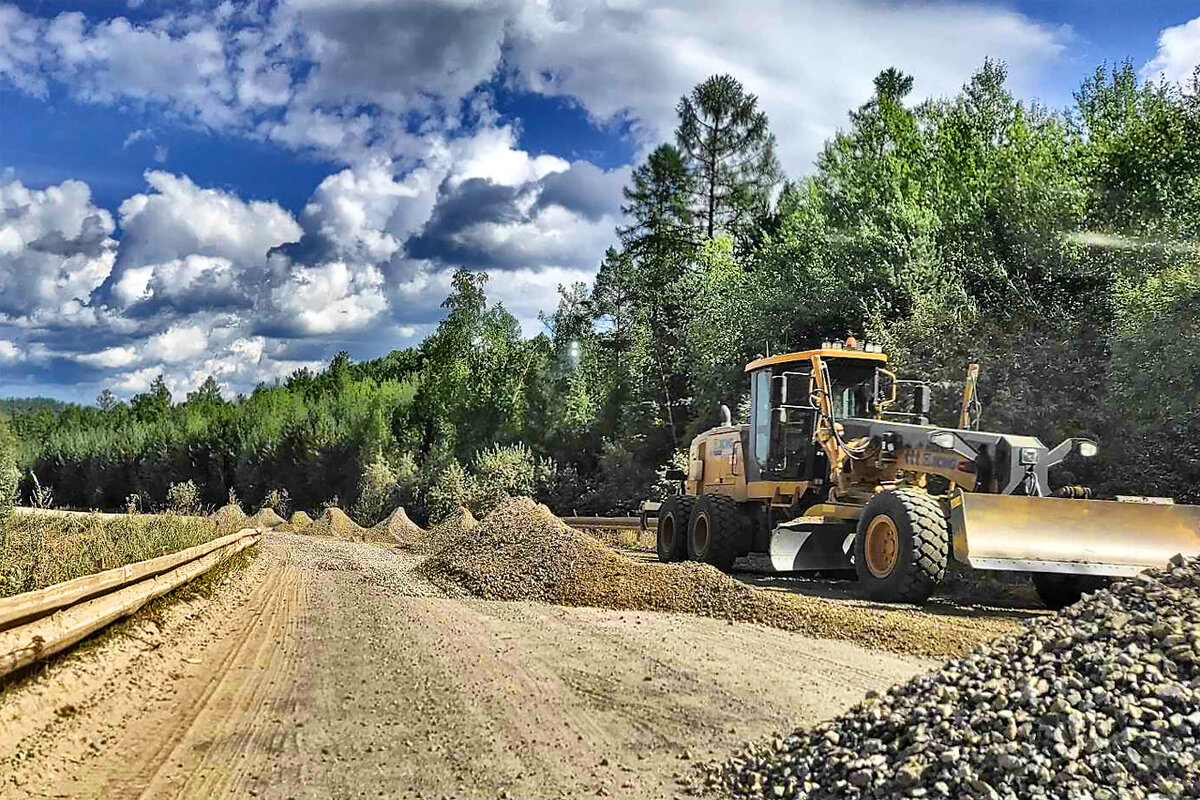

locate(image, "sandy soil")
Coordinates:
1 532 937 799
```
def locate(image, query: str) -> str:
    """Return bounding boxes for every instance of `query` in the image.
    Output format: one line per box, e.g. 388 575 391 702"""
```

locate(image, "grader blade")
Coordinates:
768 518 856 572
949 493 1200 576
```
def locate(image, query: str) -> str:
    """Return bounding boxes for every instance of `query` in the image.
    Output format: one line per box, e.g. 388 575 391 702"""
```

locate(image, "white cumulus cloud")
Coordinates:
1142 16 1200 90
0 176 116 320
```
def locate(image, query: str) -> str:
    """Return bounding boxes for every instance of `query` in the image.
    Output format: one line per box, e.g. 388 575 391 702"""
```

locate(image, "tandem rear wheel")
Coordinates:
687 493 749 571
854 489 951 604
656 495 696 562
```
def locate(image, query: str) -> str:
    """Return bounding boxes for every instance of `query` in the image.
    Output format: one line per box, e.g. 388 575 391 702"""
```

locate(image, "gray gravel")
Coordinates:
271 530 448 598
708 555 1200 799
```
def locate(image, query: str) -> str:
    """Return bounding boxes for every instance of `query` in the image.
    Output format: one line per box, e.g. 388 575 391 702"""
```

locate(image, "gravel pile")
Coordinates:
309 507 367 539
248 507 286 530
375 506 425 548
417 497 1012 657
211 503 248 534
419 506 478 553
288 511 314 532
709 555 1200 799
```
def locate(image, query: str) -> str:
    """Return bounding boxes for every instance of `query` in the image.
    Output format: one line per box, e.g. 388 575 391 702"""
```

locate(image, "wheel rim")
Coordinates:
864 514 899 578
694 515 710 555
662 516 675 549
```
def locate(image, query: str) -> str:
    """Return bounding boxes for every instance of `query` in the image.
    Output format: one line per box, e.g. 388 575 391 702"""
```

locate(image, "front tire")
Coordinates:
1032 573 1109 610
854 489 950 603
687 493 749 571
656 495 695 562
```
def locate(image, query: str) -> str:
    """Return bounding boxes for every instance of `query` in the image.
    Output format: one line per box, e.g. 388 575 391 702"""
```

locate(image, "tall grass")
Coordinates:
0 512 222 599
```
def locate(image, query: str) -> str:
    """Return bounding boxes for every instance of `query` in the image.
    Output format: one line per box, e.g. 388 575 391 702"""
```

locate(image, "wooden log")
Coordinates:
0 534 259 678
12 507 205 523
0 529 257 630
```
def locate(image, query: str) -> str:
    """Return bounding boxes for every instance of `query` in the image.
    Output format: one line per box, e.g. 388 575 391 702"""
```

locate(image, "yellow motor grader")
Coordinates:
648 340 1200 608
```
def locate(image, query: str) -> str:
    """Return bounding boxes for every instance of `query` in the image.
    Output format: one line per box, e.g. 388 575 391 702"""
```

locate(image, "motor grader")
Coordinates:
648 340 1200 609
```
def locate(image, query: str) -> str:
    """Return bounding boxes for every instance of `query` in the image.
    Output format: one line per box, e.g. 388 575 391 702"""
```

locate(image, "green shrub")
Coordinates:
166 480 201 514
468 443 550 515
425 459 469 522
263 487 291 517
350 454 397 525
0 415 16 521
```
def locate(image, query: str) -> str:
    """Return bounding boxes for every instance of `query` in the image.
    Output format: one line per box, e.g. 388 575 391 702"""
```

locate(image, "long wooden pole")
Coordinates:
0 533 259 677
0 529 255 630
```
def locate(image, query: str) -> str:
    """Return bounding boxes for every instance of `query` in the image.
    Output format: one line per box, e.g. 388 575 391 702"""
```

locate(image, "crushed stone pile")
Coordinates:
416 497 1013 657
247 507 286 530
419 506 478 553
709 555 1200 799
288 511 314 532
374 506 425 548
309 507 367 540
211 503 248 535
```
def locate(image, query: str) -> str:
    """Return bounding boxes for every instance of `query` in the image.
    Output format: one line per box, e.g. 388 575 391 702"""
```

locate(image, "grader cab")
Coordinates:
650 341 1200 608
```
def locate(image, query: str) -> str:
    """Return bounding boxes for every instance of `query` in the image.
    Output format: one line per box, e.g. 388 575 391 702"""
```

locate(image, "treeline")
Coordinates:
3 59 1198 521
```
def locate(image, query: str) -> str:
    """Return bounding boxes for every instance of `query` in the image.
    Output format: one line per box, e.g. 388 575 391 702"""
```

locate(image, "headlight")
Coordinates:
929 432 956 449
1019 447 1040 465
1078 440 1099 458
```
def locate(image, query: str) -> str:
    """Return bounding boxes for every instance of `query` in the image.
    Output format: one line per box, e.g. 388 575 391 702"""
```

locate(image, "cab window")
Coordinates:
753 369 771 470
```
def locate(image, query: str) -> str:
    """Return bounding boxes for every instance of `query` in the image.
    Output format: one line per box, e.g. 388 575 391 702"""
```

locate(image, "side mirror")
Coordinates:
664 468 687 481
913 385 931 416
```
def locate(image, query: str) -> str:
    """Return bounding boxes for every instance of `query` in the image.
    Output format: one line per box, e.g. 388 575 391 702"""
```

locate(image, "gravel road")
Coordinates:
1 532 938 799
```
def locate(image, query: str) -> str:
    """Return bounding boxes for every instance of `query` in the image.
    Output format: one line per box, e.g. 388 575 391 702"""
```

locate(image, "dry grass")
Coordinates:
584 526 656 552
0 512 224 599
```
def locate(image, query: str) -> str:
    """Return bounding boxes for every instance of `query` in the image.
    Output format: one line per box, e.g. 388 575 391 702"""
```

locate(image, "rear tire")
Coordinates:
687 493 749 571
656 495 695 563
1032 573 1110 611
854 489 950 603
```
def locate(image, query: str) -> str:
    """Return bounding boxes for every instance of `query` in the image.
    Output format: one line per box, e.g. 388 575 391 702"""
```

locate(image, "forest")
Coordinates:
1 59 1197 523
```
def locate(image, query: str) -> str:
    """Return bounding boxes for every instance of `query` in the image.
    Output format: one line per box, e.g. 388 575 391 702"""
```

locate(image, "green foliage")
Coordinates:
468 443 551 516
350 454 398 525
676 73 782 238
166 480 201 514
5 64 1198 513
0 415 16 521
425 459 470 523
263 487 291 518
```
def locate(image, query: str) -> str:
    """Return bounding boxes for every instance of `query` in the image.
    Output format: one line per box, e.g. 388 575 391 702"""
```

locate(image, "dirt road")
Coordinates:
1 533 936 799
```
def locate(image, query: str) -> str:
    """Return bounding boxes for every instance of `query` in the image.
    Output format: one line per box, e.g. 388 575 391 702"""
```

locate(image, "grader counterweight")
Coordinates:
648 341 1200 609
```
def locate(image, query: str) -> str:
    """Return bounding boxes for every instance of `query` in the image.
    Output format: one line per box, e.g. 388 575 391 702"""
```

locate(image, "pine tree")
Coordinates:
676 74 782 238
96 389 117 412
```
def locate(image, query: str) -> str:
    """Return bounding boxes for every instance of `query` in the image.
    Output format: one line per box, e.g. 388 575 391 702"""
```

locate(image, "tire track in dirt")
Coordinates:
136 553 305 798
3 532 941 800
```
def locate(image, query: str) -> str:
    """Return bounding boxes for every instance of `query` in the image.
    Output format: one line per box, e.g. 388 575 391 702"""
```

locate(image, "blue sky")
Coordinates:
0 0 1197 403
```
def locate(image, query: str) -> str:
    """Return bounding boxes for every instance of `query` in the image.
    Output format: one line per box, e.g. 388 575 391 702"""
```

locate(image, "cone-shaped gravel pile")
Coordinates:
211 503 248 535
710 555 1200 799
375 506 425 548
416 497 1013 657
248 507 286 530
309 507 367 539
420 506 478 553
288 511 314 532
